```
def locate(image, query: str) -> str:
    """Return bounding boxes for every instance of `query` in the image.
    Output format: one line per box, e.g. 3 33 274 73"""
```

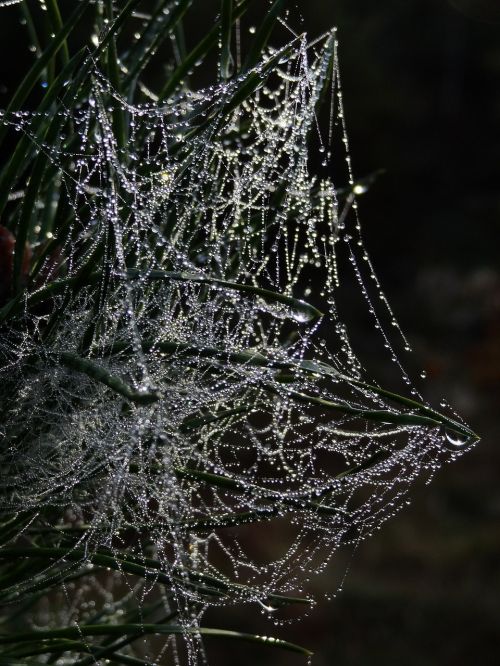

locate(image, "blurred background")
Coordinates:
0 0 498 664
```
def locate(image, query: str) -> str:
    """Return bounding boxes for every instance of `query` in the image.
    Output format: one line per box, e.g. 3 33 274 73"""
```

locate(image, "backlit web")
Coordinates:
0 20 477 665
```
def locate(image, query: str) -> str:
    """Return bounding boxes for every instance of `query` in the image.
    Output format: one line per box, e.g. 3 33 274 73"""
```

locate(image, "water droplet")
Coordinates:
353 183 368 195
256 599 278 613
444 429 470 448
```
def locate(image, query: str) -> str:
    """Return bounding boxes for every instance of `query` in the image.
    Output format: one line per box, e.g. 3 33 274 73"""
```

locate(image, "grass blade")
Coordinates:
175 467 349 518
0 625 312 656
220 0 233 80
179 404 254 432
124 0 193 85
106 335 477 439
242 0 287 71
127 268 323 321
158 0 253 101
104 0 126 149
0 0 90 148
45 0 70 67
57 352 160 405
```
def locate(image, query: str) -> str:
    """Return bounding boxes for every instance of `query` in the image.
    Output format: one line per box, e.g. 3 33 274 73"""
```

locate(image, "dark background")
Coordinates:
0 1 499 664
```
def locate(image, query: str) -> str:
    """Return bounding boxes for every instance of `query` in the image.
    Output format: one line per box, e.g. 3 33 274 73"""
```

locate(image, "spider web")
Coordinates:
0 26 477 665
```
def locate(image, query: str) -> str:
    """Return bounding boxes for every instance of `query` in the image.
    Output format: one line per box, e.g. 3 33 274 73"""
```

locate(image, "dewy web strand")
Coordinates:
0 12 478 665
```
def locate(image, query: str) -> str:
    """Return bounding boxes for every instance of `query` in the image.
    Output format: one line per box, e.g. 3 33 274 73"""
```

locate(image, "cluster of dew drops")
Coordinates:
0 14 477 663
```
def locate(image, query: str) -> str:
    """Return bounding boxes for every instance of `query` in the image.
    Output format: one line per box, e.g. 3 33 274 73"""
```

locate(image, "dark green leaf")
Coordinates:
158 0 253 101
0 624 312 657
127 268 323 321
220 0 233 80
57 352 161 405
0 0 90 148
243 0 287 71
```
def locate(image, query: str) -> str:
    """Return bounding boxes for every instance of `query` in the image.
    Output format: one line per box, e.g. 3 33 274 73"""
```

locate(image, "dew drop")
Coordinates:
444 429 471 448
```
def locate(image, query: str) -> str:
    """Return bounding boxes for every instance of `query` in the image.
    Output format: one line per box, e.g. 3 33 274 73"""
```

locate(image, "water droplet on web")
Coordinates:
352 183 367 195
256 599 279 613
444 429 471 448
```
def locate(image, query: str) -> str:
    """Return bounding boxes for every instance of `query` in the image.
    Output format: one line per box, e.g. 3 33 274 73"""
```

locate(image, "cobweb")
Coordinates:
0 25 477 665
